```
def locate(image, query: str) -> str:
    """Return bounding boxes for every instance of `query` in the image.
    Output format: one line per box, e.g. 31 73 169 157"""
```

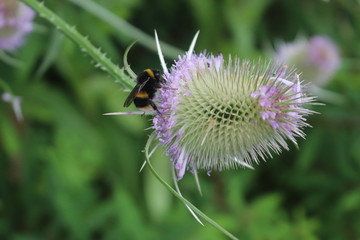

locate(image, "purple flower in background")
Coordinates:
0 0 35 51
275 36 340 86
153 53 316 180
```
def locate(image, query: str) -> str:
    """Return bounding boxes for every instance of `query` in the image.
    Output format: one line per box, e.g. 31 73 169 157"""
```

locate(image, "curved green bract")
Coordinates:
144 133 239 240
123 41 138 80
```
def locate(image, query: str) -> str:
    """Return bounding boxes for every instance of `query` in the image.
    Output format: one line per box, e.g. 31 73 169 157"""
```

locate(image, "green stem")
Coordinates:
144 135 239 240
20 0 134 90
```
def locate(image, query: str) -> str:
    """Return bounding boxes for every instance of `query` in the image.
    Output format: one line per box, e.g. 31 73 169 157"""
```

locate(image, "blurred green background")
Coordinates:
1 0 360 239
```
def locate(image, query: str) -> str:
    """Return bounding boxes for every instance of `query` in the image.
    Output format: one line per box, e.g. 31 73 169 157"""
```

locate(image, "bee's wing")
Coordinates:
123 85 140 107
123 78 150 107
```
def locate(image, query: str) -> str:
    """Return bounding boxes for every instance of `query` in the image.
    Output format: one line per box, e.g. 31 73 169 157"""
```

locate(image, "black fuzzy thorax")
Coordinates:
136 71 161 99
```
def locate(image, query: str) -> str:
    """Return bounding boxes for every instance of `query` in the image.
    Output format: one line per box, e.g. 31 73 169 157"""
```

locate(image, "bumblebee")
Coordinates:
123 69 164 114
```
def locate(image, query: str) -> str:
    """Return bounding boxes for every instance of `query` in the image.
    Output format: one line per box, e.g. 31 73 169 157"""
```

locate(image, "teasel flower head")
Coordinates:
274 35 340 86
153 52 317 180
0 0 35 51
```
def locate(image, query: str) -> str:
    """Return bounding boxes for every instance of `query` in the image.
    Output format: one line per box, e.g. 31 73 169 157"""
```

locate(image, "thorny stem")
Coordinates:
20 0 134 90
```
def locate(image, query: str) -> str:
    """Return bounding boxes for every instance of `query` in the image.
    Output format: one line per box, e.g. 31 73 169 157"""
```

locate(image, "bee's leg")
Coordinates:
149 100 162 115
161 87 177 91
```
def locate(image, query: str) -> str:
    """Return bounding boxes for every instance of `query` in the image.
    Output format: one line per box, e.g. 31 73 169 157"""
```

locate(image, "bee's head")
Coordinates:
153 69 165 84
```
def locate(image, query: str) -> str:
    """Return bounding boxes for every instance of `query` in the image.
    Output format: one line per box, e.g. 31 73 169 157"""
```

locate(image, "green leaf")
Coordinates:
69 0 182 59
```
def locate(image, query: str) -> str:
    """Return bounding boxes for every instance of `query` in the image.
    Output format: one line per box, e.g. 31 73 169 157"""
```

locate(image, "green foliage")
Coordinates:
1 0 360 239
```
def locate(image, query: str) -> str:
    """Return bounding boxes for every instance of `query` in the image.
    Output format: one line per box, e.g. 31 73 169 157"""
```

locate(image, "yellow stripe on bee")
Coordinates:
136 91 149 98
144 69 155 78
